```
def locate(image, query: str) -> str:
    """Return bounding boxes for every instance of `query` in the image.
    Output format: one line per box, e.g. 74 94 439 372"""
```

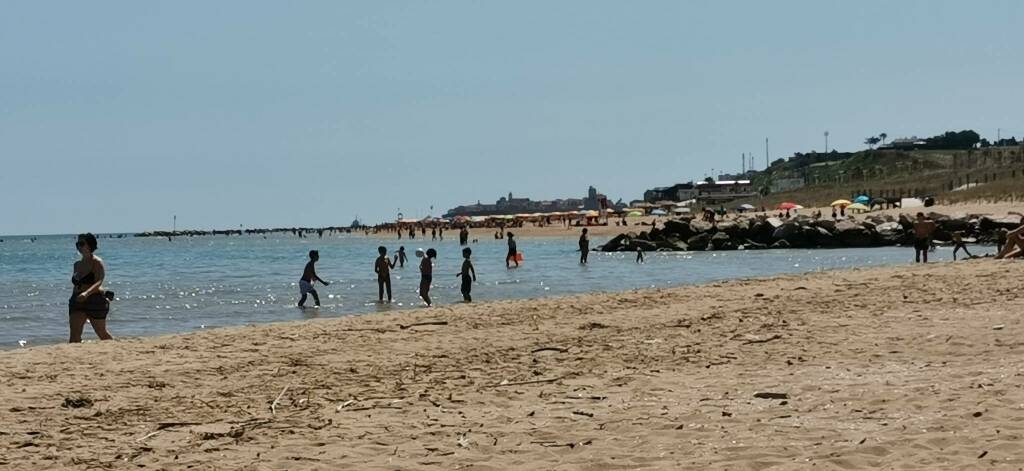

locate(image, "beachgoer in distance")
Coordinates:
995 225 1024 259
579 228 590 264
299 250 329 307
397 246 408 268
506 232 519 268
636 246 644 264
996 228 1008 254
69 233 114 343
913 213 937 263
419 248 436 306
431 227 437 240
952 231 973 261
458 247 477 302
375 246 397 303
831 207 837 220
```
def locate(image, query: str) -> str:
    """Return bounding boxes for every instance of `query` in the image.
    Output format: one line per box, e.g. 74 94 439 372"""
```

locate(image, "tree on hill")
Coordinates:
703 176 715 184
923 130 980 150
864 136 881 149
879 133 887 145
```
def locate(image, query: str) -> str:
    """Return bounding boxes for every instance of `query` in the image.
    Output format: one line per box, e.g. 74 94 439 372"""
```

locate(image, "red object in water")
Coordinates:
515 252 524 262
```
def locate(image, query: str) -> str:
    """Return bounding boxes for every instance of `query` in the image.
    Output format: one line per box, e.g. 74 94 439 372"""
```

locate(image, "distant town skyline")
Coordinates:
2 1 1023 235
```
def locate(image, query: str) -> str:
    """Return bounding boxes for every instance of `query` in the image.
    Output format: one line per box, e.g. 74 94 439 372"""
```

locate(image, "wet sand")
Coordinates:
2 259 1022 469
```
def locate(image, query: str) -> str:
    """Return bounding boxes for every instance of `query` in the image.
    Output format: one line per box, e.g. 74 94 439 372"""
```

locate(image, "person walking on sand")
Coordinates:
457 247 477 302
913 213 937 263
952 231 973 261
298 250 329 307
579 228 590 264
419 248 436 306
69 233 114 343
397 246 408 268
374 246 397 303
505 232 519 268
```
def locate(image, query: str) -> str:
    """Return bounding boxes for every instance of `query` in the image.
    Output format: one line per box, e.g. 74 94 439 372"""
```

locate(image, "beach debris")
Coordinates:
486 375 568 389
398 321 448 330
61 396 93 409
741 334 783 345
336 400 357 411
978 450 988 459
531 439 592 449
992 324 1005 330
972 411 983 418
456 433 471 448
572 410 594 417
721 411 733 417
531 347 569 354
753 392 789 400
579 322 609 330
270 385 290 415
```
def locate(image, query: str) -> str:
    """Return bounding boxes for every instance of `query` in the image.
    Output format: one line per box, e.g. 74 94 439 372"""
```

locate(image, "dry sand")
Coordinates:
2 260 1023 470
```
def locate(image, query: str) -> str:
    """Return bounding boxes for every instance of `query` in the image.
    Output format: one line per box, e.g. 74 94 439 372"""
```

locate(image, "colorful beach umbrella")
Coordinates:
831 199 852 207
854 195 871 204
777 202 800 210
650 209 668 216
847 203 870 211
626 211 644 217
738 203 756 210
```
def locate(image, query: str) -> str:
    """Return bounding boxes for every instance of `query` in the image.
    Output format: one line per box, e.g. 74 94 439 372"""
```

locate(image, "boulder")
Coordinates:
687 232 712 251
808 226 839 247
835 220 875 247
748 220 776 244
662 219 695 239
600 233 628 252
812 219 837 233
625 239 658 252
980 215 1023 232
765 217 784 229
741 239 768 250
938 216 970 233
772 221 809 247
876 221 905 245
690 220 715 235
717 220 749 239
710 232 733 250
770 239 791 249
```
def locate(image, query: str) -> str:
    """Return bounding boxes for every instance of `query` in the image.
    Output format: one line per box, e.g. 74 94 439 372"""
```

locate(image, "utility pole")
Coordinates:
824 131 830 154
741 153 746 174
173 215 176 233
765 137 769 169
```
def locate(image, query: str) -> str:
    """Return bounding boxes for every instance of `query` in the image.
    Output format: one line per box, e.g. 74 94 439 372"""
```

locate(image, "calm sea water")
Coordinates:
0 232 971 348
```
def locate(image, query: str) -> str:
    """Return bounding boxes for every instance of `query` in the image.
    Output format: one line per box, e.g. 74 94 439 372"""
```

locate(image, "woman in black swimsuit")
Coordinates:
69 233 114 343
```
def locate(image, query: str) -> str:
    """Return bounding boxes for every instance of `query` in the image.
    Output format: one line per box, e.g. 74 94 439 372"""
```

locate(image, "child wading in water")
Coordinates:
374 246 397 302
397 246 408 268
298 250 329 307
419 248 436 306
457 247 477 302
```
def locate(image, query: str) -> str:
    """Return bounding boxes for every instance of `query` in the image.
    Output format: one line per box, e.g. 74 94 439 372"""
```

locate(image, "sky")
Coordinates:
1 1 1022 235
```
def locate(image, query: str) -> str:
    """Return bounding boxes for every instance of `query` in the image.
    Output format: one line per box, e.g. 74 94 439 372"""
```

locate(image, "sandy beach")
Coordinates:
2 259 1022 470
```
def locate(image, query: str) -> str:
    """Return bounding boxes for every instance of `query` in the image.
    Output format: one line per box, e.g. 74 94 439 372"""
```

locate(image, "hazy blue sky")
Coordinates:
2 1 1021 235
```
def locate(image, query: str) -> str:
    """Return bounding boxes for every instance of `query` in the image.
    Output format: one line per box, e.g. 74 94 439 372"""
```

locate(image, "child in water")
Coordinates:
397 246 408 268
298 250 329 307
635 247 645 264
419 248 436 306
375 246 397 303
457 247 477 302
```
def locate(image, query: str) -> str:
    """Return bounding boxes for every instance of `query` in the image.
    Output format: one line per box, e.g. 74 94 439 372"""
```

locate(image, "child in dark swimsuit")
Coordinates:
458 247 476 302
299 250 329 307
420 248 436 306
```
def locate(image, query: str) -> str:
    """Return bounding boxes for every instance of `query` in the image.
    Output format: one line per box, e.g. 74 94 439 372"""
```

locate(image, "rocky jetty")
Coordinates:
598 213 1021 252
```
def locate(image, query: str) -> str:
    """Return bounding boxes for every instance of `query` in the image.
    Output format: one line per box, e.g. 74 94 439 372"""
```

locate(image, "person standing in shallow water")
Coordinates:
913 213 937 263
579 228 590 264
374 246 397 303
69 233 114 343
298 250 329 307
505 232 519 268
457 247 477 302
397 246 408 268
419 248 436 306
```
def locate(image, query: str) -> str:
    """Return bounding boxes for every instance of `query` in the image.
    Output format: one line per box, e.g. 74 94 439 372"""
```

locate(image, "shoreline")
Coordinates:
2 260 1023 469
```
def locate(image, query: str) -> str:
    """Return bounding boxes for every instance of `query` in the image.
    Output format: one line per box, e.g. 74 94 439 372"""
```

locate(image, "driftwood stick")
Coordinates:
531 347 568 354
486 375 568 389
399 321 448 330
741 334 783 345
271 385 290 415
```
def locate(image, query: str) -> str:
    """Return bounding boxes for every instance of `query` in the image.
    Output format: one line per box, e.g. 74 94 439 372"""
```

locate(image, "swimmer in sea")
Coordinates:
397 246 408 268
579 228 590 264
375 246 397 303
506 232 519 268
457 247 476 302
419 248 436 306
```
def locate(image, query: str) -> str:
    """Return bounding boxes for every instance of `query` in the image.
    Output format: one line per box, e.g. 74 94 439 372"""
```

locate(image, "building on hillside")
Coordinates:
694 180 757 205
443 187 611 218
643 182 698 203
880 137 927 150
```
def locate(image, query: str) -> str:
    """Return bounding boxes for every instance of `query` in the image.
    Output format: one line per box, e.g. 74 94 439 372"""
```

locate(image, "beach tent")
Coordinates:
777 202 800 210
830 199 852 207
846 203 870 212
854 195 871 204
626 211 644 217
650 209 668 216
469 216 487 223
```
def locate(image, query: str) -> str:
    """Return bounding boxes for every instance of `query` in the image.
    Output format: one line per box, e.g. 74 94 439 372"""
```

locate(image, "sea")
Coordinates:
0 232 973 349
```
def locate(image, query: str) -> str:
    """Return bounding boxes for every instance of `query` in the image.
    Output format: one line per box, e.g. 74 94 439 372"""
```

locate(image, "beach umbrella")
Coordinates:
605 208 616 213
738 203 756 210
673 207 691 214
854 195 871 204
830 199 852 207
650 209 668 216
626 211 644 217
585 210 600 217
777 202 800 210
847 203 870 212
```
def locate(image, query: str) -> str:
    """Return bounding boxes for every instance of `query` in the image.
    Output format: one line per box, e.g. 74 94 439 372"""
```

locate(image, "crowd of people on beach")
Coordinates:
64 214 1023 343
